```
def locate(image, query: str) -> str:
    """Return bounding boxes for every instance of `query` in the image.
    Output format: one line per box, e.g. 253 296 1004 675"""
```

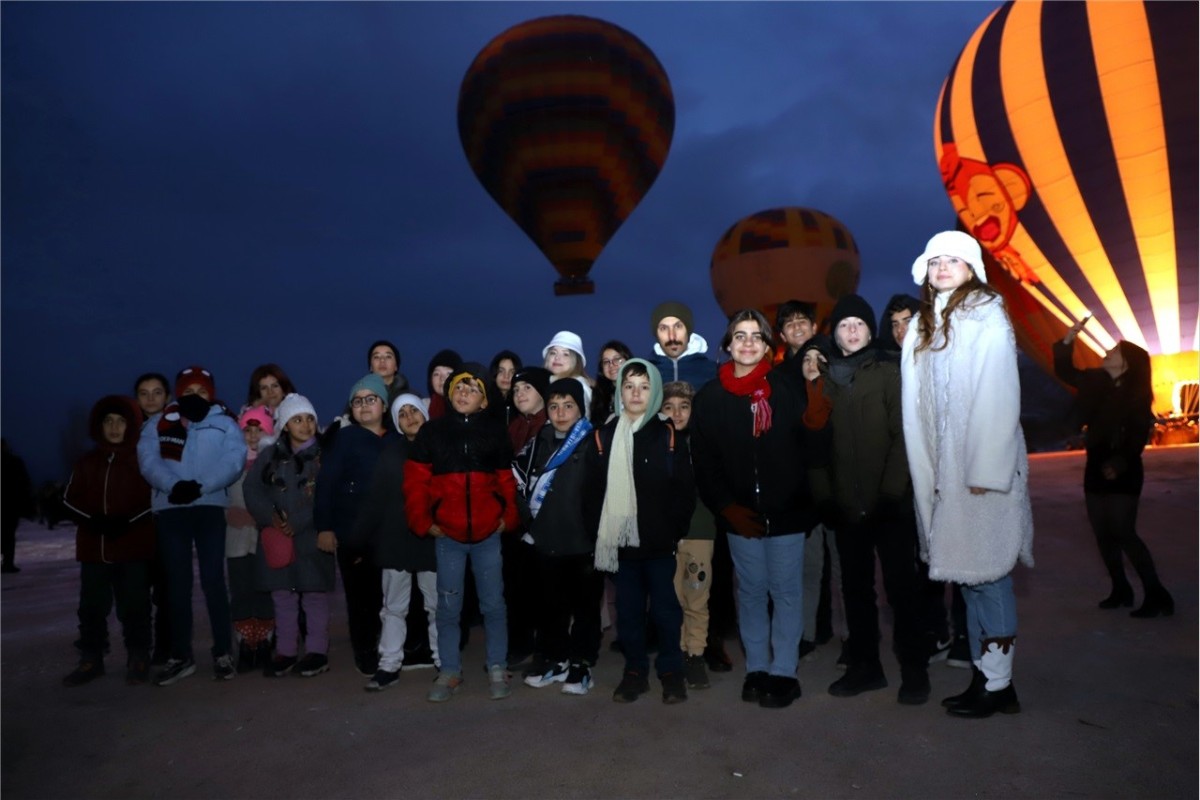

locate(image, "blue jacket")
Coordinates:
646 333 718 390
137 405 247 512
314 424 397 550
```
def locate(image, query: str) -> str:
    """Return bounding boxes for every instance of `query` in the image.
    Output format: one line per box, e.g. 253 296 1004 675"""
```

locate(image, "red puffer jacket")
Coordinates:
403 411 518 544
63 396 155 563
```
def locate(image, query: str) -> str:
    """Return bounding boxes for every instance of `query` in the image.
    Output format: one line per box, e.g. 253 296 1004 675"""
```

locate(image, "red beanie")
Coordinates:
176 365 216 399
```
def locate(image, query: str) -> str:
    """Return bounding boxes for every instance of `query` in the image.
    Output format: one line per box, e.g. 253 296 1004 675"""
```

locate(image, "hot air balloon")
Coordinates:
710 207 860 331
935 0 1198 416
457 15 674 296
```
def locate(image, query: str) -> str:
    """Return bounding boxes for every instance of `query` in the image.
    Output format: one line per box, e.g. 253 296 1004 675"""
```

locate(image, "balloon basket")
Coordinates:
553 278 595 297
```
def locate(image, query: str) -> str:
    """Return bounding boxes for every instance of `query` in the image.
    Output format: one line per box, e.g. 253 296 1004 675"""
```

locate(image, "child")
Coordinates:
586 359 695 704
404 363 519 702
226 406 277 673
660 381 717 691
62 396 155 686
244 394 334 677
512 378 601 695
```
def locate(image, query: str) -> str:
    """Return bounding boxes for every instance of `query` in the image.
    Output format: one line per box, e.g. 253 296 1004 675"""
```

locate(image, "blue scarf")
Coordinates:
529 418 593 518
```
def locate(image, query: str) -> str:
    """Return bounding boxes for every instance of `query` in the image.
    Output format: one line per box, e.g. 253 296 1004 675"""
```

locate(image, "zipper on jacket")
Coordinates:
463 433 474 542
102 453 114 564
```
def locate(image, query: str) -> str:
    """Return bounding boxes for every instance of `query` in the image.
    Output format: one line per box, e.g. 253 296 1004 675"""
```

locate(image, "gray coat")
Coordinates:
244 438 335 592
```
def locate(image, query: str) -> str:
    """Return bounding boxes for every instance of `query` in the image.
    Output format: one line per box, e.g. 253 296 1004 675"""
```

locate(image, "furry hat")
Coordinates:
239 405 276 435
911 231 986 285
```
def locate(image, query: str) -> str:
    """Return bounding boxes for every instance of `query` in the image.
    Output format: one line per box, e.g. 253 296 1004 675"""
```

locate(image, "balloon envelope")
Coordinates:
458 15 675 295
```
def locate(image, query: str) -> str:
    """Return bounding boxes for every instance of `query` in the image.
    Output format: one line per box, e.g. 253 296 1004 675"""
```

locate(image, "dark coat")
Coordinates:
313 424 397 551
357 437 436 572
690 369 821 537
583 417 695 560
63 396 155 563
244 437 334 593
513 423 596 557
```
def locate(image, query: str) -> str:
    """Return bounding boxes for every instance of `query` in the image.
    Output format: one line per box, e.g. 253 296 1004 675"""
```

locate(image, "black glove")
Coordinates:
92 514 129 539
168 480 203 505
722 503 765 539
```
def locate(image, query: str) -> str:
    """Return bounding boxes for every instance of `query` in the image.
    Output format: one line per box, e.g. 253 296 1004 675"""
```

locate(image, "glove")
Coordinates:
168 480 203 505
722 503 765 539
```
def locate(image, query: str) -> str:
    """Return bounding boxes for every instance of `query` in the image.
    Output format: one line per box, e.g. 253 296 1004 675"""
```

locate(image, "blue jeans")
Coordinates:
435 534 507 675
727 532 806 677
156 506 232 660
962 574 1017 660
614 556 683 676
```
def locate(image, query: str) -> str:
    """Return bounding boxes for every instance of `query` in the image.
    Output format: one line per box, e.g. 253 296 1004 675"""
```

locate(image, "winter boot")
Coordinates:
947 638 1020 718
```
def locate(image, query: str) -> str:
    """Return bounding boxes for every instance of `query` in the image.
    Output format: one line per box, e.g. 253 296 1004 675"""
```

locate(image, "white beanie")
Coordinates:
391 392 429 429
274 393 318 431
911 231 986 285
542 330 587 368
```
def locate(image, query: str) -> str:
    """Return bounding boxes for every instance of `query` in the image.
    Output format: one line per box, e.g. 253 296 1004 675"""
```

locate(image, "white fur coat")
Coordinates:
900 293 1034 584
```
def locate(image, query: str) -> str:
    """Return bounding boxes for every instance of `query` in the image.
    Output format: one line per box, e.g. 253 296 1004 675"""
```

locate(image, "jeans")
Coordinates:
962 574 1017 660
614 556 683 677
272 590 331 657
156 506 232 660
727 532 805 678
435 534 507 675
379 569 439 671
76 561 151 658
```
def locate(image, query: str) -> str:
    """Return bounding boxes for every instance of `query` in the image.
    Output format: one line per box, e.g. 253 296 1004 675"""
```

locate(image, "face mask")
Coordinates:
178 393 211 422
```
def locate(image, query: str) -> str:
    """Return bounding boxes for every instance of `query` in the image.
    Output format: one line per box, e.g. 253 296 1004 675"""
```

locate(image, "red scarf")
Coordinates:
718 360 773 437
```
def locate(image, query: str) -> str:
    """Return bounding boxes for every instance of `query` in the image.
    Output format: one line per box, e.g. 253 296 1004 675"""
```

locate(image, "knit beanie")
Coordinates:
348 373 388 404
542 331 587 368
829 294 878 341
367 340 401 370
511 366 552 404
239 405 276 435
391 392 429 429
650 301 694 339
546 376 586 411
175 365 216 399
446 362 490 408
911 231 986 285
274 393 317 430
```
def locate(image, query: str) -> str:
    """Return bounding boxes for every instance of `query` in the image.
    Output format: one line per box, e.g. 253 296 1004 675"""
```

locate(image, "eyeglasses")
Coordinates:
350 395 381 408
601 356 627 369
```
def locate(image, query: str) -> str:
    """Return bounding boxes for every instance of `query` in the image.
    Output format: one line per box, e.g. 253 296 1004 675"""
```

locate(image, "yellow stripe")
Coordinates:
999 0 1146 349
1089 1 1180 354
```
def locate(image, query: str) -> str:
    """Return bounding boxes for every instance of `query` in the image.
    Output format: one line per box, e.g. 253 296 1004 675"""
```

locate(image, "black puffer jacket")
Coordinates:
690 369 822 536
513 423 596 557
357 437 436 573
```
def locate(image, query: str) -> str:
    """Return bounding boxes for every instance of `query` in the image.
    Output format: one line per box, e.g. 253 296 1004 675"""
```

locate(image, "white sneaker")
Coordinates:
523 660 569 688
561 663 592 696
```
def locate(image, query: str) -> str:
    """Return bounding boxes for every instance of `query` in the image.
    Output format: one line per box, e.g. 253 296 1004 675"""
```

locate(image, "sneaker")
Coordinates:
928 636 953 665
946 635 972 669
524 660 569 689
684 654 710 689
366 668 400 692
213 654 236 681
521 653 552 680
1 562 21 573
703 643 733 673
741 670 769 702
63 660 105 687
561 663 592 696
401 646 436 671
125 655 150 685
828 664 888 698
661 671 688 704
154 657 196 687
759 675 802 709
428 671 464 702
488 664 512 700
296 653 329 677
612 671 649 703
506 647 535 671
267 654 297 677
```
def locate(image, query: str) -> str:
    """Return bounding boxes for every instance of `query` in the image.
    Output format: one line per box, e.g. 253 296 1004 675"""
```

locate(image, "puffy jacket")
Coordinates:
513 423 596 557
690 369 821 537
646 333 718 389
313 424 396 550
137 403 246 511
357 437 436 573
404 411 518 544
64 396 154 563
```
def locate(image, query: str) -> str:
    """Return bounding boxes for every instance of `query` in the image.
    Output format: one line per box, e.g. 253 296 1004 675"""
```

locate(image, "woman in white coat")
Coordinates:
900 231 1034 718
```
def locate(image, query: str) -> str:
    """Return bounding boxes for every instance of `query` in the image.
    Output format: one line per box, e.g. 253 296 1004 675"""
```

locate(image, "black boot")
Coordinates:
1130 585 1174 618
828 662 887 697
941 665 986 709
1098 582 1134 609
897 666 931 706
946 682 1020 718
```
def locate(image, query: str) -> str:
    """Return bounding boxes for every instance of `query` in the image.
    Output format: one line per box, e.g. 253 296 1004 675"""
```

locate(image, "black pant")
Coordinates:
77 561 151 659
227 554 274 621
502 535 540 657
1085 492 1162 590
536 552 603 666
336 544 382 660
707 529 737 644
150 544 172 658
835 512 926 670
2 515 16 566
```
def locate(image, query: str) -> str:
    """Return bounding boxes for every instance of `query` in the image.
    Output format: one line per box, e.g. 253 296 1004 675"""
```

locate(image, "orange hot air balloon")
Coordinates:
710 207 861 331
935 0 1198 415
457 15 675 296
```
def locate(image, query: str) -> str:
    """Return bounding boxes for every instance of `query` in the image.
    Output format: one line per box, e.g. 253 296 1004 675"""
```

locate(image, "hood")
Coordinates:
878 294 921 351
652 332 709 360
88 395 143 449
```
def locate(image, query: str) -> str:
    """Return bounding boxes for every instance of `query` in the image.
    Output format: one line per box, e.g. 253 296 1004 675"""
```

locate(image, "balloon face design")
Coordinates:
936 0 1197 413
458 15 675 295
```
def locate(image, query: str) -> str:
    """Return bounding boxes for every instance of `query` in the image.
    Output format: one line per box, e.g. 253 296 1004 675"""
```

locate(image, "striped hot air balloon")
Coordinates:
458 16 674 296
935 0 1198 415
709 207 861 333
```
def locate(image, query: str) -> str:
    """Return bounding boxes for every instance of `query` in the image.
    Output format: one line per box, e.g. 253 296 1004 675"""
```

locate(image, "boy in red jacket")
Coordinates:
404 363 519 703
62 396 156 686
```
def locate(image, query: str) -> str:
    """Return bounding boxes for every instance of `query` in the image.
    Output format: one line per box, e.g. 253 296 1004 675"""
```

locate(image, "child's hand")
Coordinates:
316 530 336 552
429 524 446 538
271 512 294 537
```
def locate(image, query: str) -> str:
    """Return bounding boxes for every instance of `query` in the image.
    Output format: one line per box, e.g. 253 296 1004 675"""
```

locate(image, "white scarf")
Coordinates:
594 412 642 572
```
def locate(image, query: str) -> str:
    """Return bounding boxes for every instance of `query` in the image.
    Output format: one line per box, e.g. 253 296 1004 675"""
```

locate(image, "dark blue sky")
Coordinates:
2 1 994 482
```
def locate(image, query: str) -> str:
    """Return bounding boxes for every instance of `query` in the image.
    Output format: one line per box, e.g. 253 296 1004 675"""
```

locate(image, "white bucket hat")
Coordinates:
542 330 586 368
911 231 986 285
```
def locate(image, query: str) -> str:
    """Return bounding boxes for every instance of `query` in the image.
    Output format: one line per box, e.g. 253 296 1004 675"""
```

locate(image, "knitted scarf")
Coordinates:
718 359 773 437
594 413 642 573
156 402 189 462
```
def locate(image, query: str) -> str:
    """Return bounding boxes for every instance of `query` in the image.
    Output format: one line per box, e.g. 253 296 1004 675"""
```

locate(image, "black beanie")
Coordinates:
829 294 877 341
546 376 586 411
511 366 552 403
